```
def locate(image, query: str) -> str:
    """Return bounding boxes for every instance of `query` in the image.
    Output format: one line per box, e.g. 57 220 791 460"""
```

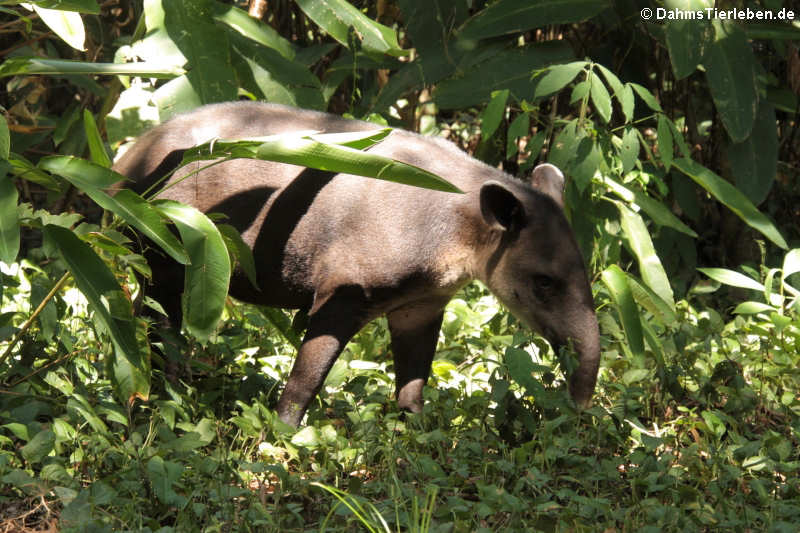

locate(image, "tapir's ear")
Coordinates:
479 181 525 232
530 163 565 209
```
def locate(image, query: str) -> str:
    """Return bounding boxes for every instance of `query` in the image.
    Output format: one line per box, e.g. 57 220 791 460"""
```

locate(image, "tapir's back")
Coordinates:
112 102 502 309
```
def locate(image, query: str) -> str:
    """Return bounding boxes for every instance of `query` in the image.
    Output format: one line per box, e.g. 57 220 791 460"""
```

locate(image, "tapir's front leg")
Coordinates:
387 302 446 413
277 292 368 426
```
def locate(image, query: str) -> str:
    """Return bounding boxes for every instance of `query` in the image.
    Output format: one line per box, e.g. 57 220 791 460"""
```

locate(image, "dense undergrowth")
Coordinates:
1 268 799 531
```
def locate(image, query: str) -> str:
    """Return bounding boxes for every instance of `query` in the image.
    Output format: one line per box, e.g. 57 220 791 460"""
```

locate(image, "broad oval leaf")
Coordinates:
705 20 757 142
534 61 587 99
727 103 777 206
155 201 231 342
630 83 662 112
697 267 765 291
590 72 613 123
657 114 674 171
673 158 787 250
601 265 645 360
665 19 711 79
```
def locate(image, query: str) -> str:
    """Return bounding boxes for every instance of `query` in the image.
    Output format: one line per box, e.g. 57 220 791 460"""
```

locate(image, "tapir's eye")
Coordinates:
532 274 559 296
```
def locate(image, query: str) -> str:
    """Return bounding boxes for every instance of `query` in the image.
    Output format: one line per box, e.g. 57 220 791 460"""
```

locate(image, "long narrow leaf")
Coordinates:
83 110 111 168
155 201 231 342
0 58 185 78
603 176 696 237
255 136 462 193
601 265 645 360
39 156 190 265
673 158 787 249
615 201 675 309
698 268 765 291
43 225 148 404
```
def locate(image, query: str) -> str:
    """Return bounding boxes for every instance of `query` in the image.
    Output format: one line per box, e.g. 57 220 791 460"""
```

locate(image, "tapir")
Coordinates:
112 101 600 427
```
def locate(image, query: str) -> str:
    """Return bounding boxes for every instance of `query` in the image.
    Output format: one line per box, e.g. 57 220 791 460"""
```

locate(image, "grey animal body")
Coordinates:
113 101 600 426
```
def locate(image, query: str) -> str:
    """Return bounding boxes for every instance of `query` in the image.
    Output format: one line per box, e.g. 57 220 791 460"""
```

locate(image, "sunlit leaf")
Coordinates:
698 267 765 291
601 265 644 360
155 201 231 342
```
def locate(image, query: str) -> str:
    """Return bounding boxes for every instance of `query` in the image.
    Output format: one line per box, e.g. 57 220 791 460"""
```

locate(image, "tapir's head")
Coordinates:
477 164 600 407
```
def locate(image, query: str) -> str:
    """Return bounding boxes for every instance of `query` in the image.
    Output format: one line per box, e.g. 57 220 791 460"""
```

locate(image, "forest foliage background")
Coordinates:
0 0 799 531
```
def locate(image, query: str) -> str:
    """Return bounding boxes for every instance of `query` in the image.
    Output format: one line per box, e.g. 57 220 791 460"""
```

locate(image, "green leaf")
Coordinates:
569 80 590 104
82 110 111 168
67 397 108 436
0 114 9 160
627 275 677 325
433 41 573 108
211 3 295 59
0 57 185 78
698 267 765 291
255 135 462 193
39 156 190 265
704 20 757 142
481 89 510 140
29 4 85 50
619 126 639 173
782 249 800 283
601 265 644 360
745 23 800 41
43 225 148 404
458 0 610 41
595 63 632 123
20 430 55 464
733 301 775 314
630 83 662 112
616 202 675 309
230 32 324 111
155 201 231 342
619 84 635 124
589 72 612 123
505 347 545 396
296 0 406 57
218 224 258 290
673 158 787 249
26 0 100 13
603 176 697 237
727 103 777 206
506 112 530 159
147 456 186 506
657 114 674 171
665 19 711 79
0 171 20 264
533 61 587 99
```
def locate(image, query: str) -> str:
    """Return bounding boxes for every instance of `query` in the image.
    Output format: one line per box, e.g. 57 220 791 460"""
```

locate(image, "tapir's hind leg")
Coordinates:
387 303 446 414
276 289 369 427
